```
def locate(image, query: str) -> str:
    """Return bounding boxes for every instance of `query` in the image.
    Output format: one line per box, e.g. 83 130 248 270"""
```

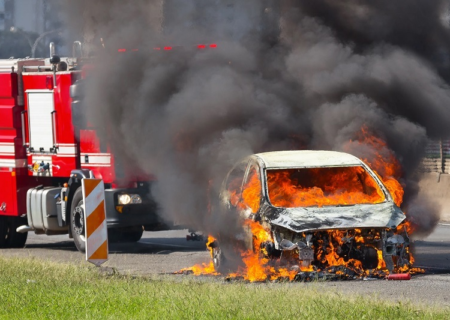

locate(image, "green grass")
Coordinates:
0 257 447 320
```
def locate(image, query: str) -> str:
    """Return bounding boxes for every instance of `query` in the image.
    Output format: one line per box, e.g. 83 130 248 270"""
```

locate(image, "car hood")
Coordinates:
266 202 405 233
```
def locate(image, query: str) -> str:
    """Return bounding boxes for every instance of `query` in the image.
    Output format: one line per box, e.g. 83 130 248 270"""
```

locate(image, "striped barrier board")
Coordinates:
82 179 108 266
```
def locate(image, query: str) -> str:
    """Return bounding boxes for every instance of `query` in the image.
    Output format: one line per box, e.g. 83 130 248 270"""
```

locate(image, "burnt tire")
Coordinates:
211 240 235 274
121 227 144 243
6 217 28 248
396 244 413 270
212 245 227 274
70 188 86 253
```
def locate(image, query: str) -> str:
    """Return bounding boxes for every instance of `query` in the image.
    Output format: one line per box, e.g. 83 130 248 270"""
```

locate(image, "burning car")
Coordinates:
212 150 412 279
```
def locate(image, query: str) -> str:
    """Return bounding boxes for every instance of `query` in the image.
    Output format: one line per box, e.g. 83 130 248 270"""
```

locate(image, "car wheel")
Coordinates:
396 244 413 270
6 217 28 248
212 245 227 273
70 187 86 253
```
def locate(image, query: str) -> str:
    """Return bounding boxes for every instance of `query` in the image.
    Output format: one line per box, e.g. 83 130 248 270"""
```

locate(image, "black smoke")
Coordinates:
63 0 449 237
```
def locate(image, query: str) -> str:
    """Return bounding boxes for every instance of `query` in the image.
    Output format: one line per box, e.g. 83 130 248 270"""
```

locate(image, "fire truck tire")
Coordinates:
121 227 144 243
70 188 86 253
6 217 28 248
0 216 8 248
107 229 122 243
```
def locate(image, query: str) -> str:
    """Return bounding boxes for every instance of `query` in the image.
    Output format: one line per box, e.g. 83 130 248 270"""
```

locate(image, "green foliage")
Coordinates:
0 257 447 319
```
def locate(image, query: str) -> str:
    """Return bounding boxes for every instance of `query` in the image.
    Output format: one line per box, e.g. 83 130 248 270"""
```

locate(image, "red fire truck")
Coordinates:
0 44 166 252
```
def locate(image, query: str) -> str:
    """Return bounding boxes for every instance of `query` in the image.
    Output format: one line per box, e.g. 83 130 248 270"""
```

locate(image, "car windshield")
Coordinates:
266 166 386 208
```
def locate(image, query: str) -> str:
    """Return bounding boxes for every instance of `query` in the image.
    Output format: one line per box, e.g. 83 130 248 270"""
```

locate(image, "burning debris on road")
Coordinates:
178 223 424 282
178 224 423 282
177 132 424 282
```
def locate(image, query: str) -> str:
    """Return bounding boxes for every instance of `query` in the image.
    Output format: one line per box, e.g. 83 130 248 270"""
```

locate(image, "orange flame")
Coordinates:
176 236 219 276
226 220 312 282
241 168 262 213
346 126 404 207
267 166 385 208
178 127 420 281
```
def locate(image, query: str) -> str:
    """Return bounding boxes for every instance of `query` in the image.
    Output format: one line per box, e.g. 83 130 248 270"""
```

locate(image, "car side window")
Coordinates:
226 162 247 207
241 164 262 213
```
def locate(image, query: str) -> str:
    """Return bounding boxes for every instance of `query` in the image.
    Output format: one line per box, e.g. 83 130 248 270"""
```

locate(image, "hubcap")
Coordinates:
72 200 85 241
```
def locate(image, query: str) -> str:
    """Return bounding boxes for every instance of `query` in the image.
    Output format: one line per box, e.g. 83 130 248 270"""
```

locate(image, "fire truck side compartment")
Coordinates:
22 72 79 178
0 69 28 217
26 91 55 153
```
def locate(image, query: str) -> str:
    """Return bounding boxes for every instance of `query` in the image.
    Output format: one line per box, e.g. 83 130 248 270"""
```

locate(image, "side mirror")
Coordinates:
70 80 87 130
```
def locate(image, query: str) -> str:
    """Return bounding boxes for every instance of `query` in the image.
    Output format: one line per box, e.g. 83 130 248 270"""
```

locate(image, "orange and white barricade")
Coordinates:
82 179 108 266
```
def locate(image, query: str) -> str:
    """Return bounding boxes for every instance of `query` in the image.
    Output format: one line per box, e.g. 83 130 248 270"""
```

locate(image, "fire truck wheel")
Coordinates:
107 229 123 243
121 227 144 243
6 217 28 248
70 188 86 253
0 216 8 248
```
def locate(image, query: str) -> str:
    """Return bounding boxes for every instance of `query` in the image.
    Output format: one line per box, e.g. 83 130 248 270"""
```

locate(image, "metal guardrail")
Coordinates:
422 140 450 173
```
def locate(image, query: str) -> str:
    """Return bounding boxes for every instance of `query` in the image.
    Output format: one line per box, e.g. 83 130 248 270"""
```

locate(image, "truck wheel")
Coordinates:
107 229 123 243
70 188 86 253
6 217 28 248
121 227 144 243
0 216 8 248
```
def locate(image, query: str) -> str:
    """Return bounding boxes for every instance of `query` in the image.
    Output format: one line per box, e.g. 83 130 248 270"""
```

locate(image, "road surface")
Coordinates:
0 225 449 308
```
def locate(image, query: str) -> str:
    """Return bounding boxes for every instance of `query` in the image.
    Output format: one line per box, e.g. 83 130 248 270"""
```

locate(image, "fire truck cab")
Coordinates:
0 44 166 252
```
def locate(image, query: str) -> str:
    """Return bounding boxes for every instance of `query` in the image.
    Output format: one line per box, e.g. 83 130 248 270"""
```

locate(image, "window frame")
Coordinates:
223 160 248 208
263 164 389 208
241 160 263 213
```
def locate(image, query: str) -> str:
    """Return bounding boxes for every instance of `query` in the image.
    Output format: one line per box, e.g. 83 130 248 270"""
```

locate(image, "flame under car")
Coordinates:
214 150 411 276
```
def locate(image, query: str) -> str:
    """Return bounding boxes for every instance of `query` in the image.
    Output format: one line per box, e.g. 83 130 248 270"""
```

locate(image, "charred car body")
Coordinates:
215 150 411 275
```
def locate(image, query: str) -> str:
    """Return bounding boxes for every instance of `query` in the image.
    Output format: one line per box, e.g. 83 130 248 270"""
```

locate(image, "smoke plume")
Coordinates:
63 0 449 238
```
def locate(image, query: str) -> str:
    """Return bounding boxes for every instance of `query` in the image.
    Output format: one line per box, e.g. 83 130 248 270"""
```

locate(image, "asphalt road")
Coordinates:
0 229 210 275
1 225 449 308
413 224 450 271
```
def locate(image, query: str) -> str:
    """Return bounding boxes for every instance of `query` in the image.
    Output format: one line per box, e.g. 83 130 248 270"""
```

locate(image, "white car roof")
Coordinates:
254 150 363 169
